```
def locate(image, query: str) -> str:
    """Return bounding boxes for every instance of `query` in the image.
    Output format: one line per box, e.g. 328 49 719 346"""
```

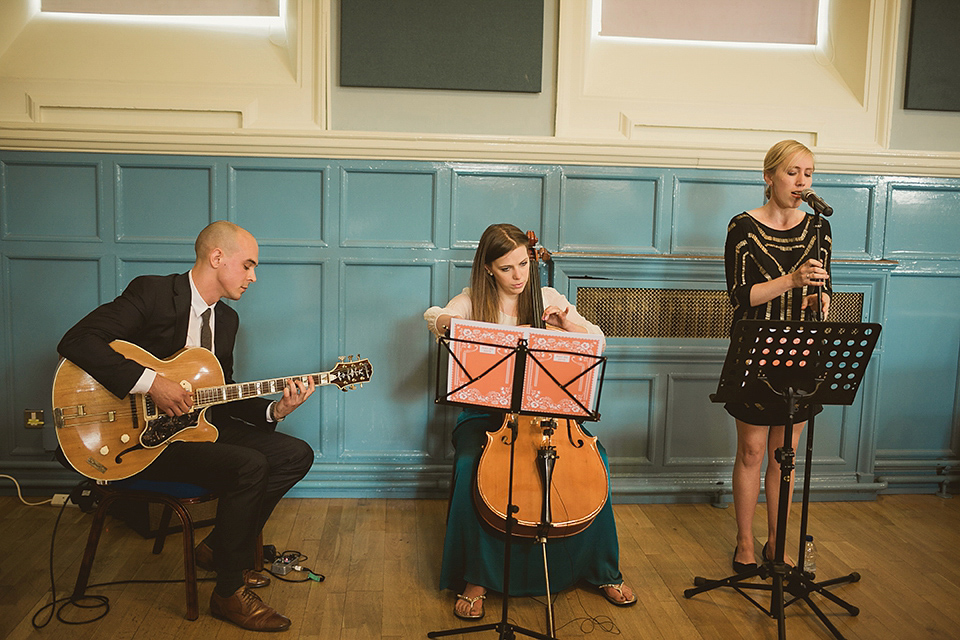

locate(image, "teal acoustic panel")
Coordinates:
673 176 761 255
451 171 546 247
592 373 654 465
876 274 960 456
674 174 878 259
341 262 435 459
230 165 326 245
232 261 325 450
119 259 196 292
886 184 960 259
341 168 437 247
450 262 472 297
811 404 848 462
799 181 875 259
1 161 100 240
116 164 214 243
8 258 101 452
664 373 736 466
560 173 658 253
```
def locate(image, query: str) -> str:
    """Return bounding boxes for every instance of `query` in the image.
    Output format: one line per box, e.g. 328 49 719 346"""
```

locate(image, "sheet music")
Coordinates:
521 330 603 416
447 319 604 416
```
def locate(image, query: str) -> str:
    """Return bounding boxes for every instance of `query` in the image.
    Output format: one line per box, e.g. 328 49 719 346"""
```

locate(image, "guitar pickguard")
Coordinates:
140 410 203 448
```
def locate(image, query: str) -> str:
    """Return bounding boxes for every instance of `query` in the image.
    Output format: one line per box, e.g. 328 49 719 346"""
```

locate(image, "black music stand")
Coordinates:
684 320 881 640
428 323 606 640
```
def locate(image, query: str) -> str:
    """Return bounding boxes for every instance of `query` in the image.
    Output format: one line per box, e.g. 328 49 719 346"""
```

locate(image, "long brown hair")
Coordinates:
470 223 535 325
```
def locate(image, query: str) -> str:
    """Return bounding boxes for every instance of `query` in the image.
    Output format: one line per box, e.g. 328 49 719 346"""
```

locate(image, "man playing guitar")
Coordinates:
57 220 315 632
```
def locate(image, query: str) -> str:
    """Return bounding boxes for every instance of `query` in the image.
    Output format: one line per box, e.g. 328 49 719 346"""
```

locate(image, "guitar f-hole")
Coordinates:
116 444 145 464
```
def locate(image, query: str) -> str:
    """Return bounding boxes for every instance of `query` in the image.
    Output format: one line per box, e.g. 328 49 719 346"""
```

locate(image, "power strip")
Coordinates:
51 493 78 507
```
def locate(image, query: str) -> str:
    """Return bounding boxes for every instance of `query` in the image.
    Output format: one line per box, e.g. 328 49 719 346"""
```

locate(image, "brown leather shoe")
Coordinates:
210 586 291 632
195 542 271 588
241 569 271 588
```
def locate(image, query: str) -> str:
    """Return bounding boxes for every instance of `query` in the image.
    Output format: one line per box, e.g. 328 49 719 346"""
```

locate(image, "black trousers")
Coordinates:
137 419 314 576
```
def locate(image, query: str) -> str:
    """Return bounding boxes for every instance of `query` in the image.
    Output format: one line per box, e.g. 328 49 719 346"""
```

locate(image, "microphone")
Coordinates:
800 188 833 217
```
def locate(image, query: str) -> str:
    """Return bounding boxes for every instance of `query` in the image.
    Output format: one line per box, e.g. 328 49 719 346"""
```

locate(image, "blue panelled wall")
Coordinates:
1 150 958 500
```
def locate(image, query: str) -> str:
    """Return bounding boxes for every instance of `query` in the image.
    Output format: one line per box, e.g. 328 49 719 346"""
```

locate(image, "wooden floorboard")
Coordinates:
0 493 957 639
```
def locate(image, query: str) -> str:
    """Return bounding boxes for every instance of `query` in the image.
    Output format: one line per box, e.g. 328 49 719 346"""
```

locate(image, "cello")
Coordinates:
473 231 609 539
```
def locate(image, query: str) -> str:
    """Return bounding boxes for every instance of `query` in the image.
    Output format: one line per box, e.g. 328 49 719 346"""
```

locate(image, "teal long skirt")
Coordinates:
439 409 624 597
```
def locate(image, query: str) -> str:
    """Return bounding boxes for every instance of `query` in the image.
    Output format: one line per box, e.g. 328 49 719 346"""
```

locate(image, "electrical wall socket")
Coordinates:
24 410 44 429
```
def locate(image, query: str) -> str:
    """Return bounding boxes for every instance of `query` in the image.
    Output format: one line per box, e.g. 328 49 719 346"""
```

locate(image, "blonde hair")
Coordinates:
470 224 535 325
763 140 814 201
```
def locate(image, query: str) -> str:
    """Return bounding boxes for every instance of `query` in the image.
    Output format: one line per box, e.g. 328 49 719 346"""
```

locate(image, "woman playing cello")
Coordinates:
424 223 636 620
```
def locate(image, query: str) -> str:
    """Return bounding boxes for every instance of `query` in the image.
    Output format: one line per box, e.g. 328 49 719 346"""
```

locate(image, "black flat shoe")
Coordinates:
762 542 795 567
732 546 758 573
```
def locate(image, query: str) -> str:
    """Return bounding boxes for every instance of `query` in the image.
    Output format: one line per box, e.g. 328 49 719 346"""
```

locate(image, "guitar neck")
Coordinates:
193 372 327 409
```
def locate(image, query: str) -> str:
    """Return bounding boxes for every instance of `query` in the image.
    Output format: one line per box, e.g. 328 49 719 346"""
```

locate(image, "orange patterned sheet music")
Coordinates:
447 319 603 417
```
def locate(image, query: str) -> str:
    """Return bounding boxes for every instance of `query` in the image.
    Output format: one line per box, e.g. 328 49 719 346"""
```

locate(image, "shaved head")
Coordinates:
195 221 251 261
191 221 259 304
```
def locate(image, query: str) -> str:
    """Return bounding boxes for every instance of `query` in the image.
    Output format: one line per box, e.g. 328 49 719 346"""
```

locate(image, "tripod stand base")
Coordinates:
427 620 556 640
684 563 860 640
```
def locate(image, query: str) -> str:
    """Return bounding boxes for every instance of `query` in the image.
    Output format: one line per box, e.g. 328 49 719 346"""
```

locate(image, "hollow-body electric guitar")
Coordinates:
52 340 372 481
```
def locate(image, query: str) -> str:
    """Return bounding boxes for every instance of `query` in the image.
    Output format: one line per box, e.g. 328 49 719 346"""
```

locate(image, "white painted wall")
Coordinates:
0 0 958 176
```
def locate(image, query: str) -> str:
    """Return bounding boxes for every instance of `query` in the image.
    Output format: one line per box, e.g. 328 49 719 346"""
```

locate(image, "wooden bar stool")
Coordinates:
72 480 226 620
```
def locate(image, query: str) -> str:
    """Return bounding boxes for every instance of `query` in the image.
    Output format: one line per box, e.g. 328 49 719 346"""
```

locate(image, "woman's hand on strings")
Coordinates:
542 305 585 333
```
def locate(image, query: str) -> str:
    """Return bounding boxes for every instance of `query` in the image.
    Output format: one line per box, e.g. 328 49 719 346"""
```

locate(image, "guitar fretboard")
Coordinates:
194 374 326 407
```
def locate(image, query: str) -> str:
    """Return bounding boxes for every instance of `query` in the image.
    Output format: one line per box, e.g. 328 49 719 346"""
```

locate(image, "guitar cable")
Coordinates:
29 480 318 628
0 473 54 506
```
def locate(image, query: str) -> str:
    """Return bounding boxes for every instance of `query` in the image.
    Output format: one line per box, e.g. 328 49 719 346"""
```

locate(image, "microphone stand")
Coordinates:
810 209 825 322
803 194 831 323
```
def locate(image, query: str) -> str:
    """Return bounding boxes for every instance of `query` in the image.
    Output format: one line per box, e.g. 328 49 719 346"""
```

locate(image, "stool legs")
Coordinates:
73 490 201 620
72 493 118 602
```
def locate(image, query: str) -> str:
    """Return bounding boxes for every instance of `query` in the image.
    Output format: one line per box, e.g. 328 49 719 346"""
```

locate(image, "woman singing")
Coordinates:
424 223 636 620
725 140 832 572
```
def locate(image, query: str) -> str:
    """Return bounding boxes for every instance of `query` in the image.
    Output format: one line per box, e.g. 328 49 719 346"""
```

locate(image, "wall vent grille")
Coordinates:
575 288 864 339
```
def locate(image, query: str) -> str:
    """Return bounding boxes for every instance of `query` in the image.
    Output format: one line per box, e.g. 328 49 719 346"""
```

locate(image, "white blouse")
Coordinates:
423 286 605 350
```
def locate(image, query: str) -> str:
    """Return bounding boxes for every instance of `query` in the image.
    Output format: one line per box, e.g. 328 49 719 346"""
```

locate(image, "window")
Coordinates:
600 0 819 46
41 0 280 17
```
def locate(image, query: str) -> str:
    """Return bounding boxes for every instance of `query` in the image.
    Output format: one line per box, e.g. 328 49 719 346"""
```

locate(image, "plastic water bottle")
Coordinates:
803 535 817 574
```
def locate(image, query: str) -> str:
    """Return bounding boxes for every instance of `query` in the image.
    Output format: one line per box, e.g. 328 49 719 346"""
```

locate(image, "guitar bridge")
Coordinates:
52 404 86 428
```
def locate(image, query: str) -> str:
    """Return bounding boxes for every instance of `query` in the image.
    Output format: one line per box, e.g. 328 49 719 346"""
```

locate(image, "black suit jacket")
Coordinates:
58 272 271 428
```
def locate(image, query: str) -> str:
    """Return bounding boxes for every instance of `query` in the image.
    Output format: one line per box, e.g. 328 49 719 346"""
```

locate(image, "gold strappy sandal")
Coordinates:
454 592 486 620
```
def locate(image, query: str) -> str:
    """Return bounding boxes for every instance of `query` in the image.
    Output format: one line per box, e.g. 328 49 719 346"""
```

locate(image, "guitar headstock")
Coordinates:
331 355 373 391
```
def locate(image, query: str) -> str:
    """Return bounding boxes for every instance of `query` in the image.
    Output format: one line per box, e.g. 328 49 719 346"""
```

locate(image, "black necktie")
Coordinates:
200 308 213 351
